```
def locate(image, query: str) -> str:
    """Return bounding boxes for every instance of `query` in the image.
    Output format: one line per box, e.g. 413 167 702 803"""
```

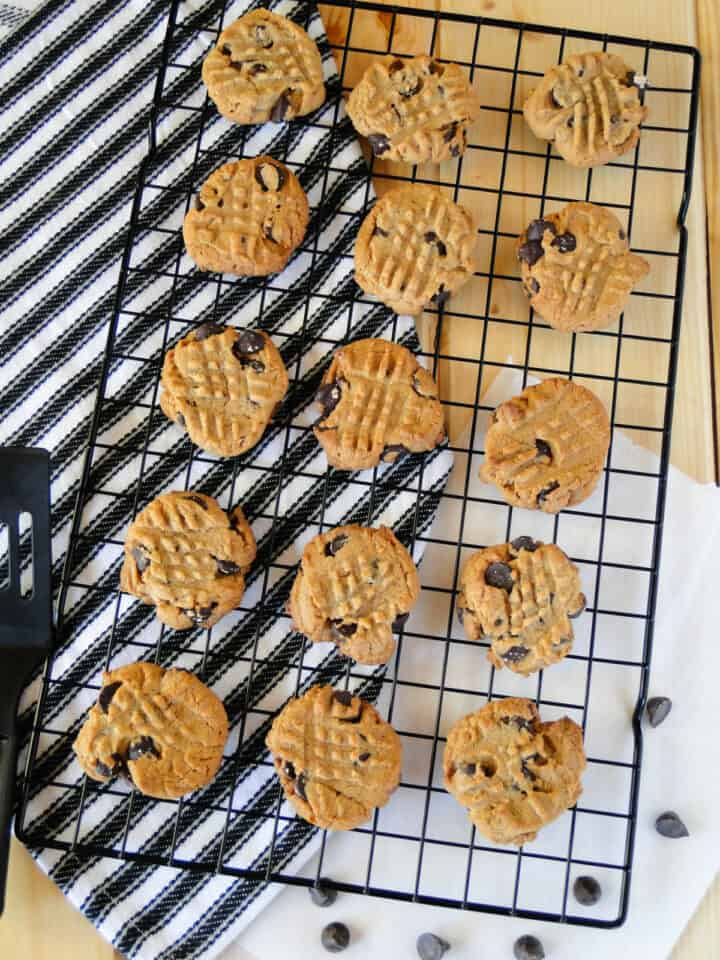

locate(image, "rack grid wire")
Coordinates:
16 0 701 931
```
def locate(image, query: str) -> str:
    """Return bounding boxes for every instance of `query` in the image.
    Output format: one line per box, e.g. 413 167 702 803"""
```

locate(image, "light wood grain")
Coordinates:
1 1 716 958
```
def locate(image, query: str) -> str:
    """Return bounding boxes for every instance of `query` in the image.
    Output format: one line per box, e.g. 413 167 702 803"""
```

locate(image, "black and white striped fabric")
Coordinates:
2 1 453 957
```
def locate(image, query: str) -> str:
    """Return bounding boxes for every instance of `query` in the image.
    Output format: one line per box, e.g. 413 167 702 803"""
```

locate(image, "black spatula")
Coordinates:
0 447 52 914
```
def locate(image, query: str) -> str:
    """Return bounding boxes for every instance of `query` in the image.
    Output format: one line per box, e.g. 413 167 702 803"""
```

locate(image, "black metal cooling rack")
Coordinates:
15 0 701 932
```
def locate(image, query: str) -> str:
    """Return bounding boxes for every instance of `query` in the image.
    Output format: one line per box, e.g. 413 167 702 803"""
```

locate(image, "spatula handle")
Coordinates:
0 730 17 915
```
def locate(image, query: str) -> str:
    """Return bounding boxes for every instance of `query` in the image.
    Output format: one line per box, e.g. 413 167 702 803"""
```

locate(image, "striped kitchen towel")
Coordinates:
1 1 454 958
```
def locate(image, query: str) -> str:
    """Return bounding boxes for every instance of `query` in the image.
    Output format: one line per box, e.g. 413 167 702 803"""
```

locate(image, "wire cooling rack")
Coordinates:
16 0 701 931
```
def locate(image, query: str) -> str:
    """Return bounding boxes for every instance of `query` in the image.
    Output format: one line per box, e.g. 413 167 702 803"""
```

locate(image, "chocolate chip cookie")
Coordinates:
480 378 610 513
313 338 445 470
347 55 480 164
183 156 308 276
160 323 289 457
443 697 586 845
73 662 228 799
120 491 256 630
288 524 420 665
517 202 649 332
457 538 585 675
354 185 477 316
202 9 325 125
523 51 648 167
266 685 402 830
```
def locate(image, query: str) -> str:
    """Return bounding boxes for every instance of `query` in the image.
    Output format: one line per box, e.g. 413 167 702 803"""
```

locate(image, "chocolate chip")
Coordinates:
368 133 391 156
381 443 408 462
194 321 224 341
310 878 337 907
646 696 672 727
263 220 277 243
315 381 342 421
392 611 409 631
132 545 150 575
399 77 422 98
331 619 357 641
526 218 556 242
619 228 626 240
321 921 350 953
372 224 389 238
254 24 273 48
624 70 636 87
502 645 529 663
185 494 208 509
450 143 461 157
296 773 308 801
655 811 689 838
521 756 539 781
502 715 536 734
95 756 123 779
127 735 160 761
428 60 444 76
270 90 291 122
573 875 602 906
325 534 349 557
569 594 586 619
250 62 268 75
610 113 620 124
460 763 476 775
514 934 545 960
216 558 241 577
221 44 232 56
228 60 243 73
480 760 497 777
527 278 540 294
358 752 370 762
441 121 458 143
430 284 449 307
98 681 122 714
550 88 562 108
537 481 560 505
283 761 296 779
338 709 363 724
254 162 286 192
535 438 552 460
333 689 353 707
195 195 205 211
551 231 577 254
510 536 538 553
417 932 450 960
388 58 404 74
518 240 544 266
424 231 447 257
236 329 265 354
567 116 574 128
183 602 218 625
577 68 585 78
485 561 513 591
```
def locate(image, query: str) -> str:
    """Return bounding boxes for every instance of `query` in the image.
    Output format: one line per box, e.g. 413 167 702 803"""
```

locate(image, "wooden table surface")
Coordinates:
1 0 717 957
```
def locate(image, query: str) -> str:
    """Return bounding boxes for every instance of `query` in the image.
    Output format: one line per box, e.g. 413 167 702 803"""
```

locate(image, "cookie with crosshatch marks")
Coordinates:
120 491 256 630
523 51 648 167
457 538 585 675
354 185 477 316
73 662 228 799
313 338 445 470
480 377 610 513
159 323 289 457
518 202 649 332
443 697 585 845
183 156 308 276
202 9 325 125
288 524 420 665
346 55 480 164
266 684 402 830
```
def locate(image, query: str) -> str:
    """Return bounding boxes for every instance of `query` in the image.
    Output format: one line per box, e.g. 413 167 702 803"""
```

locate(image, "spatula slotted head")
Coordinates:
0 447 52 652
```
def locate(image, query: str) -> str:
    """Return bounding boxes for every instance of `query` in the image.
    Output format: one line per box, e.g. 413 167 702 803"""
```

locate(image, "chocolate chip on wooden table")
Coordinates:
514 934 545 960
646 696 672 727
655 811 689 838
485 561 514 591
325 534 349 557
573 874 602 906
98 681 122 714
416 932 450 960
368 133 391 155
194 321 225 340
321 921 350 953
309 878 338 907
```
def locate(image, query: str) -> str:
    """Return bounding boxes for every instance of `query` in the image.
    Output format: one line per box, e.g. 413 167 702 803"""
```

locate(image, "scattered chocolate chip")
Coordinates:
655 811 689 838
388 58 405 74
485 561 513 591
331 620 358 640
254 162 286 192
127 735 160 761
232 342 265 373
325 534 349 557
338 709 363 724
95 757 123 779
333 689 353 707
535 438 552 460
195 195 205 211
424 231 447 257
372 224 389 238
392 611 410 632
296 773 308 801
216 558 241 576
552 231 577 254
573 875 602 906
431 284 449 307
228 60 243 73
460 762 476 776
428 60 444 76
526 218 556 242
399 77 422 98
321 921 350 953
624 70 636 87
537 481 560 505
502 645 529 663
98 681 122 714
528 278 540 294
250 62 268 75
381 443 408 462
646 696 672 727
567 116 574 128
569 594 586 619
270 90 291 122
358 752 370 762
132 545 150 575
183 602 218 625
221 44 232 56
518 240 544 266
510 536 538 553
185 494 209 509
441 121 458 143
368 133 391 155
194 321 225 340
619 228 626 240
521 755 540 781
315 381 343 421
310 878 337 907
254 24 273 48
417 932 450 960
481 760 497 777
610 113 620 124
514 934 545 960
391 103 403 123
236 329 265 354
502 715 536 734
450 142 461 157
283 761 296 779
577 67 585 78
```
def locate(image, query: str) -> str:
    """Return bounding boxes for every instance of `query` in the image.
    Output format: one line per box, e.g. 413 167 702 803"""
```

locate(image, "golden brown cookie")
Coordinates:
266 685 402 830
354 185 477 316
73 662 228 799
457 538 585 675
288 524 420 665
120 491 256 630
183 157 308 276
523 52 648 167
202 9 325 125
480 378 610 513
518 202 649 332
313 338 445 470
347 55 480 164
159 322 289 457
443 697 586 845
